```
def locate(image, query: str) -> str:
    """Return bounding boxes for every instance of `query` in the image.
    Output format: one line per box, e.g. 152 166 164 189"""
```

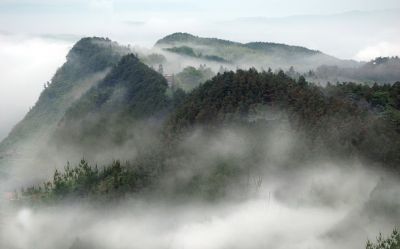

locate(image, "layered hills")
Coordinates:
155 32 358 70
0 35 399 195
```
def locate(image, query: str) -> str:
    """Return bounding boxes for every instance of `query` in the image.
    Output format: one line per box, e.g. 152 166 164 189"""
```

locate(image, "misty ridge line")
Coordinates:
0 35 399 197
0 34 399 249
0 29 399 143
152 32 400 84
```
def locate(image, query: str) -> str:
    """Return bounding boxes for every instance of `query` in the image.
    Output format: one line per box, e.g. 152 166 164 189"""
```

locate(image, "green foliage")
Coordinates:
164 46 228 63
18 69 400 203
141 53 166 66
55 53 169 149
155 33 342 69
175 65 215 91
156 32 237 47
21 156 164 202
64 37 129 79
367 229 400 249
168 69 306 131
155 33 198 45
65 53 168 120
171 88 187 109
245 41 320 56
168 69 400 168
203 55 227 63
165 46 197 57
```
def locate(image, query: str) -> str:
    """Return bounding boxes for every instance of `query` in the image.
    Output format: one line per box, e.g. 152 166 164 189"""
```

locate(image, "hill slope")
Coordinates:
155 33 357 70
53 54 170 156
310 56 400 84
168 70 400 167
0 37 130 175
19 69 400 203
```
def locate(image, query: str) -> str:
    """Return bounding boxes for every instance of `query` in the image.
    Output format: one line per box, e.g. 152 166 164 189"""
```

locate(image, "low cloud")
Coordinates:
0 162 393 249
355 42 400 61
0 34 71 140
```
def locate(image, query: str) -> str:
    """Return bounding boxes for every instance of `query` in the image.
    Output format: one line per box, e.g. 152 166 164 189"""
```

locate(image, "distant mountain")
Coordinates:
156 33 238 47
311 56 400 84
359 57 400 82
230 9 400 60
155 33 358 70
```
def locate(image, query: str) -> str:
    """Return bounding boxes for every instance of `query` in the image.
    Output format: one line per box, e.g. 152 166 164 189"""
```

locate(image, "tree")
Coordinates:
158 64 164 75
366 229 400 249
298 76 307 87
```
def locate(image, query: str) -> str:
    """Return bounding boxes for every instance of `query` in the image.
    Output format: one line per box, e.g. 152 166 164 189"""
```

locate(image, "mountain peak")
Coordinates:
155 33 240 47
155 32 197 45
154 32 344 69
0 37 130 154
67 37 125 60
56 52 169 150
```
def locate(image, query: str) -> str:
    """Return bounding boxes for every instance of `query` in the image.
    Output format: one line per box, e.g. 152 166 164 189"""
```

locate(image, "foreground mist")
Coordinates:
0 163 396 249
1 125 399 249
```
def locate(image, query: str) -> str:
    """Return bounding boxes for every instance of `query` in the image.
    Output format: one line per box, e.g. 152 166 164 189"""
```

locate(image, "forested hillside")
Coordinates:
53 53 170 153
155 33 400 84
0 37 130 156
18 68 400 203
155 32 355 70
169 70 400 167
1 0 399 247
3 38 398 249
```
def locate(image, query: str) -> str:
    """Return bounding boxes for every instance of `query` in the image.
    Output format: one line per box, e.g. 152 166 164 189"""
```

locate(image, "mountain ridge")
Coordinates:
155 32 358 70
53 53 170 154
0 37 131 168
155 32 323 56
156 32 319 52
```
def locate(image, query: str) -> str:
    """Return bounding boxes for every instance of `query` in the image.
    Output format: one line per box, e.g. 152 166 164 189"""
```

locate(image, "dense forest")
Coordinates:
174 65 215 91
169 69 400 166
16 64 400 203
1 36 399 249
54 54 170 152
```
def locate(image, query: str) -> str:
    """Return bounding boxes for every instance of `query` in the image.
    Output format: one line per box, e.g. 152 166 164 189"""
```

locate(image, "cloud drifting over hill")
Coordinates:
355 42 400 61
0 34 71 140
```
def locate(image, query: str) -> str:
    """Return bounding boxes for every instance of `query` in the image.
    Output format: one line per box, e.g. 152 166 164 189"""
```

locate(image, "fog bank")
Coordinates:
0 34 71 140
0 161 397 249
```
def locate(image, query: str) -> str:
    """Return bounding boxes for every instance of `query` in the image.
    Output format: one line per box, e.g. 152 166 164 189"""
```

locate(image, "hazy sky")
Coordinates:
0 0 399 140
0 0 398 17
0 0 399 49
